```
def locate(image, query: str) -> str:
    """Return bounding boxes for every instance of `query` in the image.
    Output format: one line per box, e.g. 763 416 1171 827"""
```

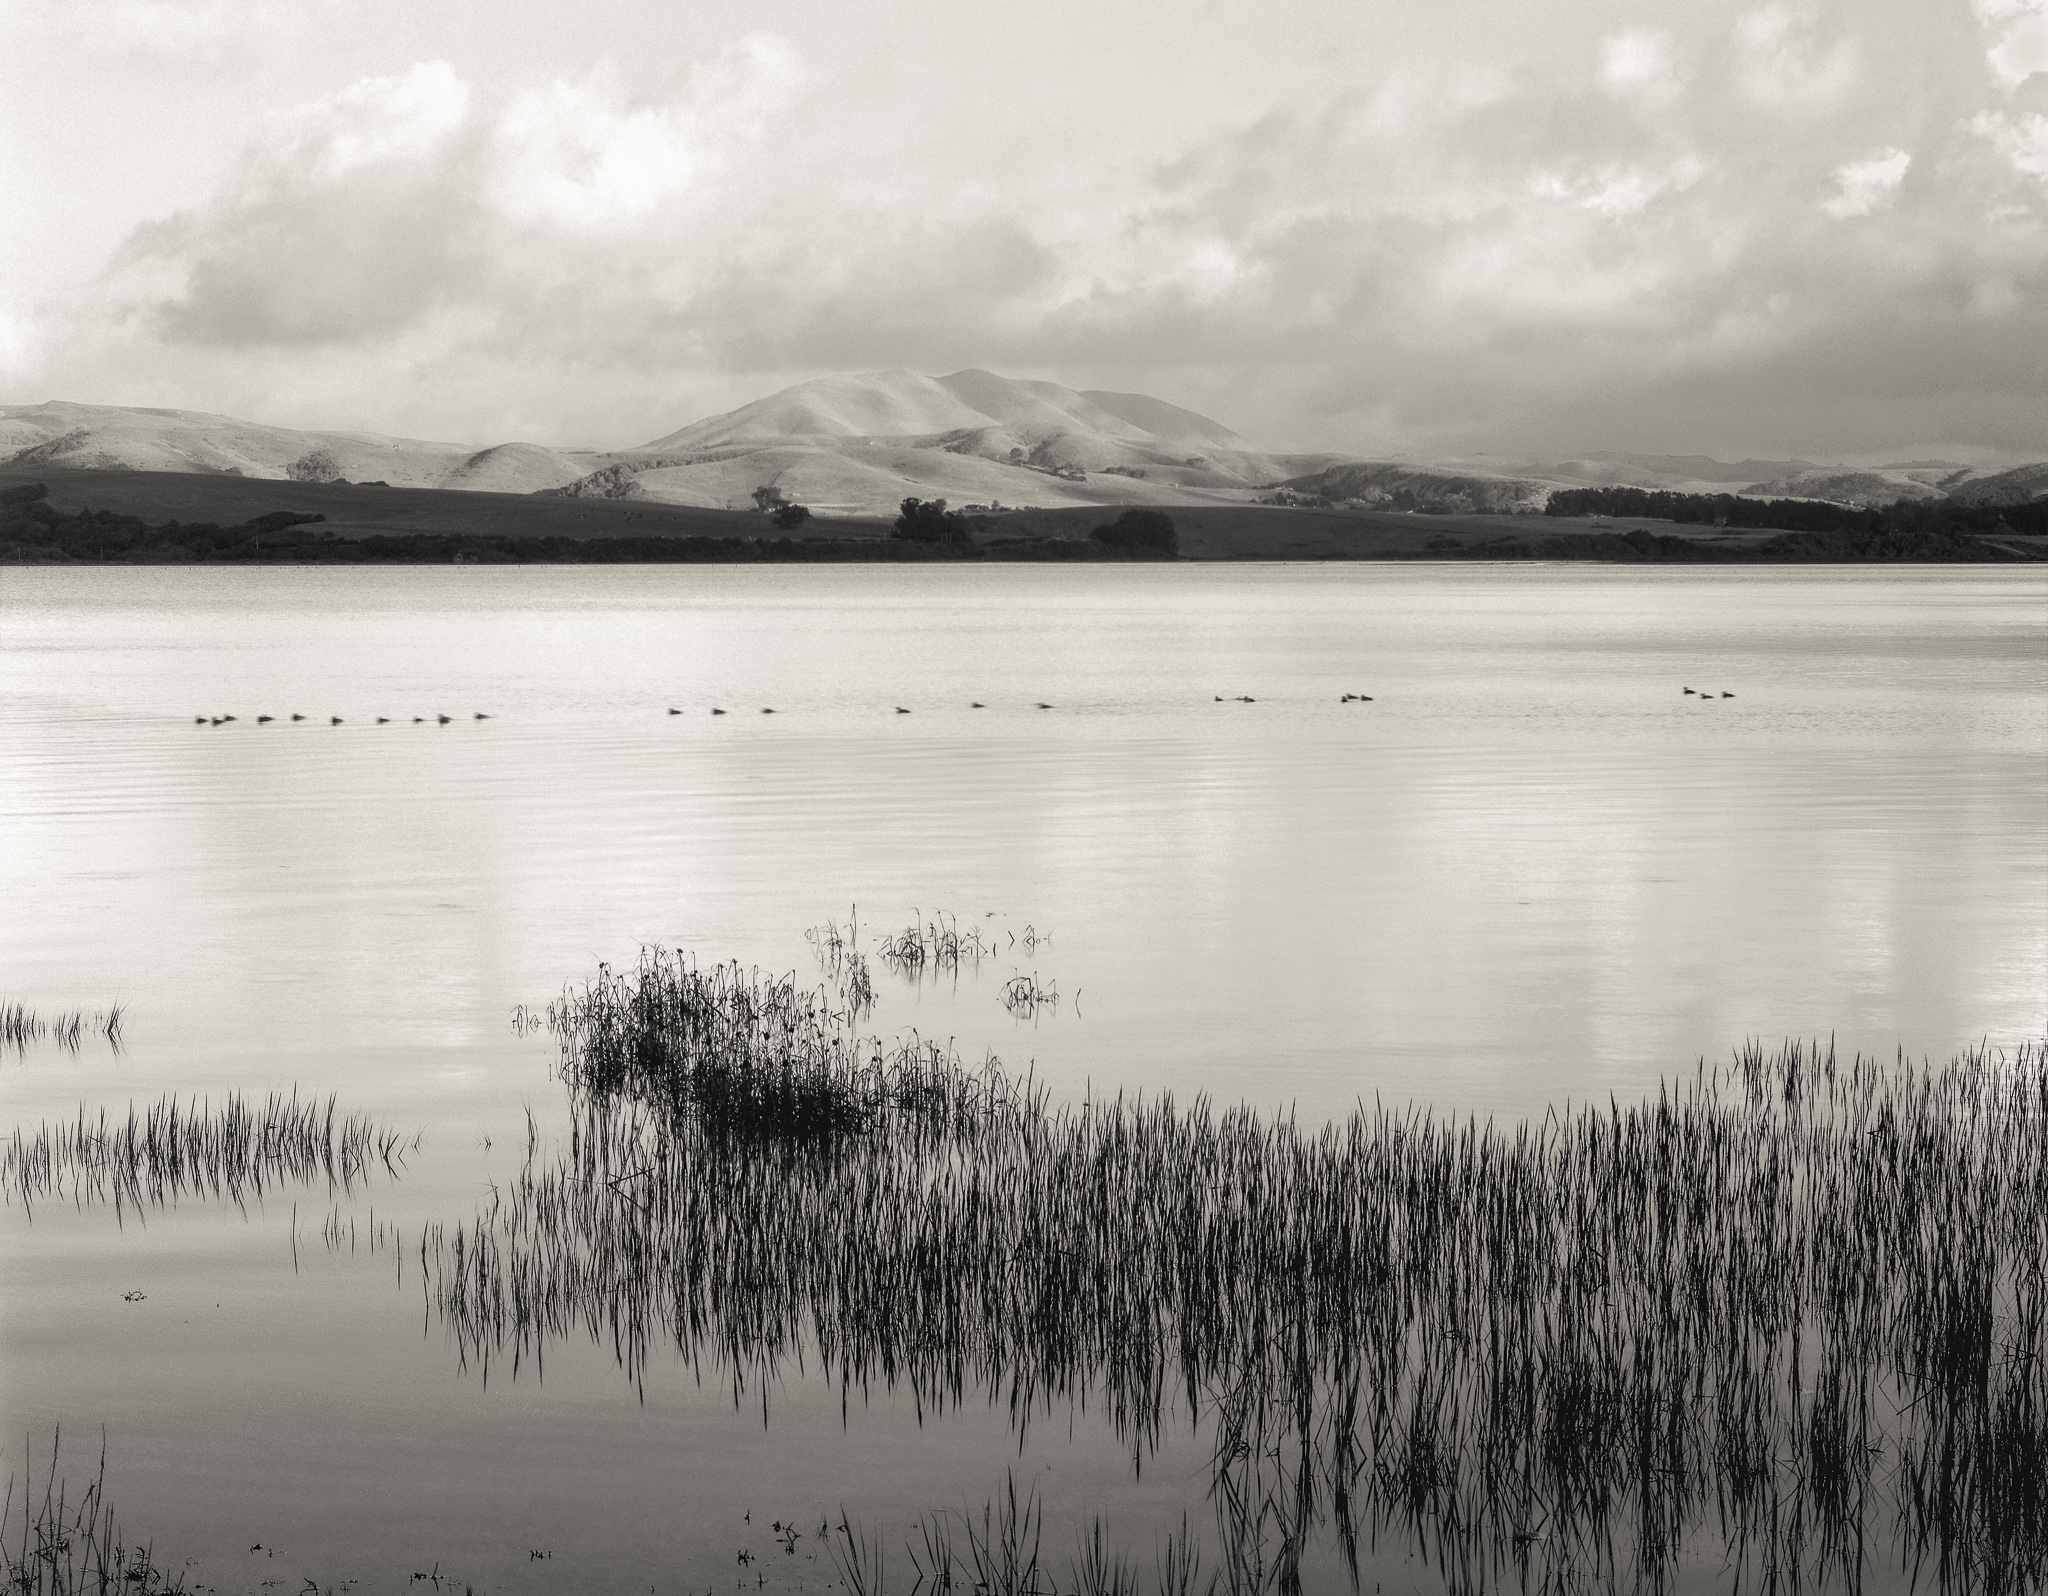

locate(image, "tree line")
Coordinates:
1545 485 2048 537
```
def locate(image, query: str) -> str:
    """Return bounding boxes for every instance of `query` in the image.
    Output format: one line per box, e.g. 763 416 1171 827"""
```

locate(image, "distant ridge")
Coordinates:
4 386 2041 519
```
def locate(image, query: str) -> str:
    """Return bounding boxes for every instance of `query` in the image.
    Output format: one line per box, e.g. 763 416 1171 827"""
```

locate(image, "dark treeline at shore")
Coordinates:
5 477 2041 563
0 482 1172 565
1546 484 2048 537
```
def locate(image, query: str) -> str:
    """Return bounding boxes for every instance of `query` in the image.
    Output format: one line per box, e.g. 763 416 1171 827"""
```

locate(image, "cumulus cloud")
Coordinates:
17 0 2048 457
1975 0 2048 85
1824 148 1912 216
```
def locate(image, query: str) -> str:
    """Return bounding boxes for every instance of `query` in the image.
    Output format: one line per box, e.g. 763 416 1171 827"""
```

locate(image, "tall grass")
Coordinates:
1 1091 411 1217
434 962 2047 1593
3 1432 181 1595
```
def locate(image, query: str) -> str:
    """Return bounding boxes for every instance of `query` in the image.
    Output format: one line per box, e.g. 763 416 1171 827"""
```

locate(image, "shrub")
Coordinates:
771 502 811 530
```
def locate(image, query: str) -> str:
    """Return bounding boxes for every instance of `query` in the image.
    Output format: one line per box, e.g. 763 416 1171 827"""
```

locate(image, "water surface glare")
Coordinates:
1 562 2042 1593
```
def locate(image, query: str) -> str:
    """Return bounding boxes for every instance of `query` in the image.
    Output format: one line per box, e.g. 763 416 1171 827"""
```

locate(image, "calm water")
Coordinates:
2 563 2043 1592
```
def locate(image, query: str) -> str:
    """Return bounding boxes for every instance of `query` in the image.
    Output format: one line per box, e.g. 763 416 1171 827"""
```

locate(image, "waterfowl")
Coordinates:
896 707 911 714
194 716 206 724
1216 696 1225 702
971 702 985 708
1036 702 1053 709
474 713 489 720
761 708 775 714
291 714 304 722
1721 691 1735 698
209 717 222 726
330 716 342 725
1359 695 1373 701
711 708 725 715
223 715 236 722
413 717 423 724
1683 687 1696 695
376 717 389 724
257 715 273 724
668 708 681 716
437 714 450 724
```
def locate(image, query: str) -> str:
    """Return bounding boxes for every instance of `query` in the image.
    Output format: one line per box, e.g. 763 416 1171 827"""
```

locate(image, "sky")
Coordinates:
1 0 2044 461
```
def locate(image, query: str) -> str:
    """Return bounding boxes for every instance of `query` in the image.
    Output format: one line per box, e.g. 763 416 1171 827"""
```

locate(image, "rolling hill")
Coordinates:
5 380 2042 520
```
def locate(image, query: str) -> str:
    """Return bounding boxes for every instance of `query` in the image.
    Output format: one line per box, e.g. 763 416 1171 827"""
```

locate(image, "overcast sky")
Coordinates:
2 0 2043 460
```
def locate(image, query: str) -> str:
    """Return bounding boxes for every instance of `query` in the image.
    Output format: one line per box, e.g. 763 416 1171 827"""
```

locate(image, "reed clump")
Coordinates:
546 950 1035 1139
879 912 988 982
1 1003 124 1057
2 1091 411 1217
3 1432 181 1595
432 1019 2047 1593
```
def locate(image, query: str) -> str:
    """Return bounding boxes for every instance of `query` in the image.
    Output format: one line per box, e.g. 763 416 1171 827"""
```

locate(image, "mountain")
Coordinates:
621 368 1303 514
1942 462 2048 506
6 384 2040 521
1739 470 1944 507
0 401 599 491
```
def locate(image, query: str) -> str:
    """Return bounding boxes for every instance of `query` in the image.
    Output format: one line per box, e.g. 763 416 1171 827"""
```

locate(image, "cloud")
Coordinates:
1973 109 2048 177
13 0 329 63
1975 0 2048 85
1824 147 1911 216
19 0 2048 459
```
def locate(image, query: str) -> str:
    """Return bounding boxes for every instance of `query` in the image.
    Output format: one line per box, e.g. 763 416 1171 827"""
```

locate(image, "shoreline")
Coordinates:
4 465 2043 565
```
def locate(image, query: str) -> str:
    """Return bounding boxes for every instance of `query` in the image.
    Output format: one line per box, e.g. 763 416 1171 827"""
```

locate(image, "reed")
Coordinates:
1 1002 124 1057
879 911 988 982
3 1432 181 1595
432 982 2047 1593
546 950 1036 1139
1 1091 412 1217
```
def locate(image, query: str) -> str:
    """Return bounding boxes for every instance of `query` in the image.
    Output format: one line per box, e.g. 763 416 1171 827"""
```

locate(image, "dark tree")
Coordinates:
892 497 975 545
771 502 811 530
1088 508 1178 556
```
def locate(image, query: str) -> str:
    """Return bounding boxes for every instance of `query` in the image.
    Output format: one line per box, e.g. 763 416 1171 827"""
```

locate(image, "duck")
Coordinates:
474 713 489 720
376 716 389 724
761 708 775 714
1683 687 1696 695
711 708 725 716
291 714 305 722
1036 702 1053 710
412 717 423 724
668 708 681 716
437 714 450 724
971 702 985 709
330 716 343 725
1721 691 1735 698
257 715 273 724
194 716 206 724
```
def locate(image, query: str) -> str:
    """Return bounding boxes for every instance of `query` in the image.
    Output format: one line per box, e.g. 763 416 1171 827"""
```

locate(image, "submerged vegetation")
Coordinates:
1 1091 412 1216
3 1433 182 1595
430 950 2048 1592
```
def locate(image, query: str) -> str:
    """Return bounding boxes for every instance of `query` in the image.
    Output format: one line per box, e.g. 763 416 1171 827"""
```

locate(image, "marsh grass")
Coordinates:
1 1092 411 1217
546 950 1035 1139
880 912 988 983
3 1432 180 1596
1 1003 124 1057
436 967 2047 1594
1001 973 1058 1018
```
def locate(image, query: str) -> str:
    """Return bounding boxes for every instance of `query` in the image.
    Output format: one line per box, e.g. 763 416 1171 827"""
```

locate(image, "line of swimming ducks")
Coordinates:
195 688 1734 725
195 713 490 725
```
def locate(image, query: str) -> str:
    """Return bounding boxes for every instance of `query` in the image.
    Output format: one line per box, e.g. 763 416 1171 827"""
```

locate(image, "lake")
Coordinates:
2 562 2043 1594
